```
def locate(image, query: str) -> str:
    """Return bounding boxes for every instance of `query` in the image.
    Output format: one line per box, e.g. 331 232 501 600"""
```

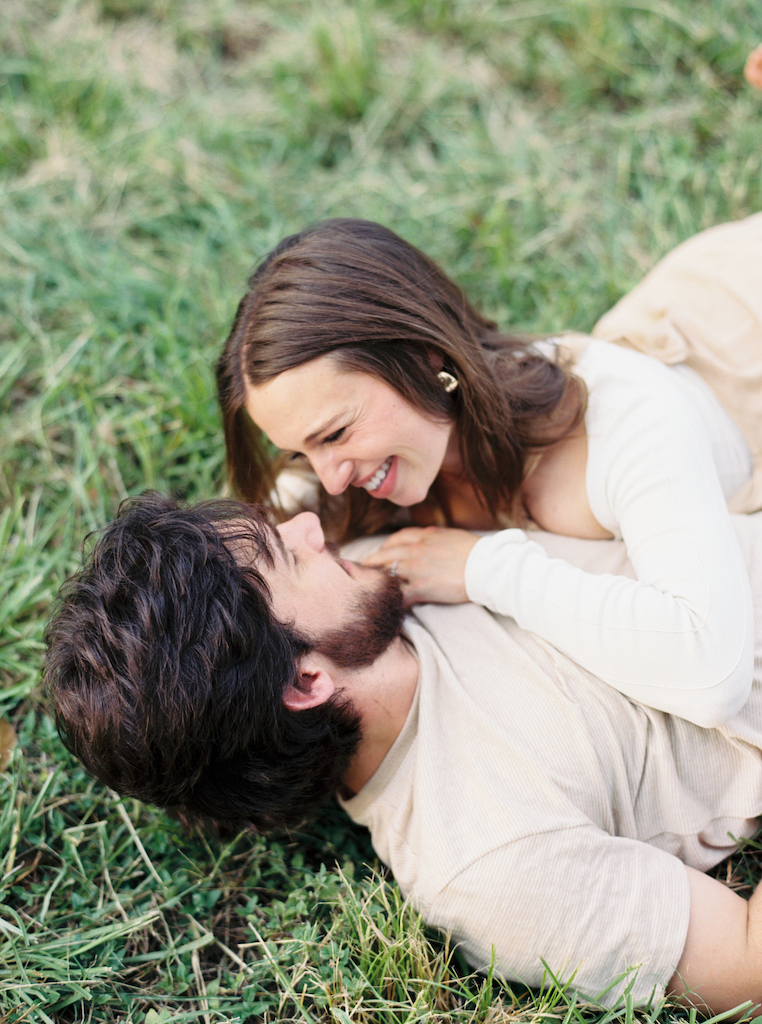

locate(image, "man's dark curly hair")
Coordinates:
44 492 361 833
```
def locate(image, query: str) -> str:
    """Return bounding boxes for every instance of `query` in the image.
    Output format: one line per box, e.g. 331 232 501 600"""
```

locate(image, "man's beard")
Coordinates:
307 570 405 669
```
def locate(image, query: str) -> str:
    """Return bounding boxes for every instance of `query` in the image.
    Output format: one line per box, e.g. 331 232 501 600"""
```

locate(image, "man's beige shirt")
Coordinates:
342 516 762 1007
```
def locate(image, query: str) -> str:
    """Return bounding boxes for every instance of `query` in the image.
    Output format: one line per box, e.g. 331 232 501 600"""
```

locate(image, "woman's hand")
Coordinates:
362 527 480 605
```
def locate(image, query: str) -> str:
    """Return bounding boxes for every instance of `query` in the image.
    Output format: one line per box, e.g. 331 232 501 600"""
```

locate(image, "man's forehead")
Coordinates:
220 515 280 571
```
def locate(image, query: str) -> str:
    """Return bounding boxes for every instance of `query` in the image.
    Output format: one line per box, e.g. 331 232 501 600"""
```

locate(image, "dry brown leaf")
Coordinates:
0 719 18 772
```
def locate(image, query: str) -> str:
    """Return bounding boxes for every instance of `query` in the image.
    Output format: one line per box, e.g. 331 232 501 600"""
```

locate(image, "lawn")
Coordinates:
2 0 762 1019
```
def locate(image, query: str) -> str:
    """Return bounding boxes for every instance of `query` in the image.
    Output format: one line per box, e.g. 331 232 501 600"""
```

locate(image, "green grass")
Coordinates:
2 0 762 1019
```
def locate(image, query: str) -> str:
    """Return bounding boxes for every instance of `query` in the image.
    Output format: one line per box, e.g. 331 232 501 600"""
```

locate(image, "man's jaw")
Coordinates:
305 572 405 669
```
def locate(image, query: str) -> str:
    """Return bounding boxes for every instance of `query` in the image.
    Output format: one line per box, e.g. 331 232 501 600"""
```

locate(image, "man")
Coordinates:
45 492 762 1013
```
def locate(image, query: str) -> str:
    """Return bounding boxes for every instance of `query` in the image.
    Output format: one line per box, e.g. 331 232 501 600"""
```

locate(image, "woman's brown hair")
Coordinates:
216 218 585 541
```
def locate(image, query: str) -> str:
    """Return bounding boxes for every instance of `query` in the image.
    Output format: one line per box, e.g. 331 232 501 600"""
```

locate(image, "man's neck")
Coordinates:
341 635 419 796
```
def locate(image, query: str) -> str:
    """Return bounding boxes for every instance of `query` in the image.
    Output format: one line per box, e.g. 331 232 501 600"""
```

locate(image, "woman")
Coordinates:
217 215 762 727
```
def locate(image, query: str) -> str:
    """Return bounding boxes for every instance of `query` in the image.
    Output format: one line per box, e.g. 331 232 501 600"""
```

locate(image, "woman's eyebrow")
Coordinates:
304 413 344 446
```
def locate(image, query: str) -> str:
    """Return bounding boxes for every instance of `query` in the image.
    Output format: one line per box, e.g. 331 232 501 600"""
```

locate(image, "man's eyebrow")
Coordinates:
269 527 289 564
266 525 300 569
303 413 345 447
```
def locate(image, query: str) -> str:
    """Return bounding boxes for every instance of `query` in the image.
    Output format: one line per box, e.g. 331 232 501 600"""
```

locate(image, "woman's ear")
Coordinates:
282 655 337 711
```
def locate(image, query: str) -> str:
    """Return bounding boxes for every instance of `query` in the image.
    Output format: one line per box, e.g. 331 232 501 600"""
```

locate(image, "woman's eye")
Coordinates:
323 427 345 445
289 451 304 461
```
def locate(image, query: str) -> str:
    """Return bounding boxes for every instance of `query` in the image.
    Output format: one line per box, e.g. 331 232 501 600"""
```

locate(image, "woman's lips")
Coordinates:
362 457 392 493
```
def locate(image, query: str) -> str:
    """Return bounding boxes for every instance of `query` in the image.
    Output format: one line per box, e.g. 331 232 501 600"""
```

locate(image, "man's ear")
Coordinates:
283 654 337 711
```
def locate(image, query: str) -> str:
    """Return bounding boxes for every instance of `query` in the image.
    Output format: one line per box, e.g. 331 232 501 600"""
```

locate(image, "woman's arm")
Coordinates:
468 348 754 726
368 346 754 727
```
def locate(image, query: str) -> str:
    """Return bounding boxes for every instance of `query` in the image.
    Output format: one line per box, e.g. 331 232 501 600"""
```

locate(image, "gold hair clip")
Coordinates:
437 370 459 393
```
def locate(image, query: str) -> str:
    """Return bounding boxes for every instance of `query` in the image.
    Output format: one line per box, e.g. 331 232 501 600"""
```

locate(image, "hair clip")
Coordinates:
437 370 459 393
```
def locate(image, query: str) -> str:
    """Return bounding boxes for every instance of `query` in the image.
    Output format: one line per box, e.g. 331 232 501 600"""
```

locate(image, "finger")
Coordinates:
365 535 448 566
362 549 402 567
362 543 423 567
379 527 439 549
398 579 420 608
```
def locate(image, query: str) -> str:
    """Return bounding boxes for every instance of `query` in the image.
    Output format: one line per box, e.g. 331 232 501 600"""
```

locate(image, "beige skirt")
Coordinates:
588 212 762 512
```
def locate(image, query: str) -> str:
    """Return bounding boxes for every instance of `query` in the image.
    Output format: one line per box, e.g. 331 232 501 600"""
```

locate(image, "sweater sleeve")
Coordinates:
465 344 754 727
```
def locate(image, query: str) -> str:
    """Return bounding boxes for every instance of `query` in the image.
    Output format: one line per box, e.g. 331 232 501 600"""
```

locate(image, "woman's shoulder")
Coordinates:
566 340 692 427
573 336 672 380
546 332 671 385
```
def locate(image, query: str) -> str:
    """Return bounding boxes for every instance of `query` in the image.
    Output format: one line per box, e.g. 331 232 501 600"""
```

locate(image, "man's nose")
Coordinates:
279 511 325 553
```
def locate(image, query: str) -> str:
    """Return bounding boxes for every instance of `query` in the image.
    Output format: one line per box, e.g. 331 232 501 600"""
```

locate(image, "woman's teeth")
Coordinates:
363 458 392 492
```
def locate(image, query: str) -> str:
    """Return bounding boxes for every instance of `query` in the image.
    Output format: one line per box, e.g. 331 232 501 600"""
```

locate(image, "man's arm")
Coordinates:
669 866 762 1013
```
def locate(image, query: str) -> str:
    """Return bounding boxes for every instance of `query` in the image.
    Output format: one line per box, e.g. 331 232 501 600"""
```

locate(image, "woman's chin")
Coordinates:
365 459 433 507
366 483 411 507
368 489 407 506
378 484 429 508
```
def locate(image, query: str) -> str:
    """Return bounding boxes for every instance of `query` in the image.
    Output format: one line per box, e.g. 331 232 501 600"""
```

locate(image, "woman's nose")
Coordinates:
313 454 353 496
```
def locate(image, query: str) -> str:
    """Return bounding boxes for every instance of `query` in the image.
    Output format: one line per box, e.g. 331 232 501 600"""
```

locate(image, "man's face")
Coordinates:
259 512 405 668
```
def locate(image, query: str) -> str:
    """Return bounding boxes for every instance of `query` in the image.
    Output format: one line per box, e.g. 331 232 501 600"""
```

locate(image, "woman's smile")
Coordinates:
360 457 394 495
244 354 456 507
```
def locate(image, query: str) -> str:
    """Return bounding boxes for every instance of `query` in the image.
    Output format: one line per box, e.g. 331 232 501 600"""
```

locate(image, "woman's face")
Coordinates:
244 354 459 507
